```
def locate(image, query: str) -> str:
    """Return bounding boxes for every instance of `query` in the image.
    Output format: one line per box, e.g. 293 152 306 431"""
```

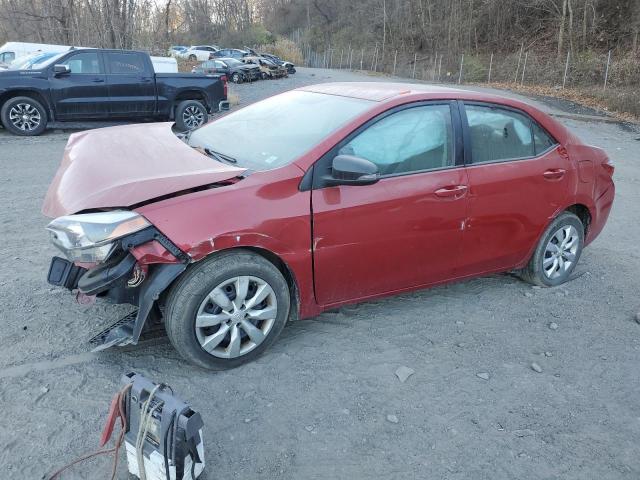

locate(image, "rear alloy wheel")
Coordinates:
520 212 584 287
165 250 291 369
174 100 208 131
189 54 197 61
1 96 47 136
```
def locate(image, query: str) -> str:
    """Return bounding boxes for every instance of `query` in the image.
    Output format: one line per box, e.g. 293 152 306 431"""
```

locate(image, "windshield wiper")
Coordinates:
195 146 238 165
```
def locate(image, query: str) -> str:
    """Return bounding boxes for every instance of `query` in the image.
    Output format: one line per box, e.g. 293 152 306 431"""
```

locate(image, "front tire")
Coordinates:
231 72 242 83
174 100 208 131
1 96 47 136
164 250 291 369
520 212 584 287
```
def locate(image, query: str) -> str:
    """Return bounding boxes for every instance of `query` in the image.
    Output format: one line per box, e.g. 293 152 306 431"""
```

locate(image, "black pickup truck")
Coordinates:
0 48 228 135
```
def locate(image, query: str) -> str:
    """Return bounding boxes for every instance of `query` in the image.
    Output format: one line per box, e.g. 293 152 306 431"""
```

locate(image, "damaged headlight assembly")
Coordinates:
46 211 150 263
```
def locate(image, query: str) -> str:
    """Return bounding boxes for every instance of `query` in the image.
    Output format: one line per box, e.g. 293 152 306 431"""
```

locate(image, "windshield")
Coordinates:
188 90 373 170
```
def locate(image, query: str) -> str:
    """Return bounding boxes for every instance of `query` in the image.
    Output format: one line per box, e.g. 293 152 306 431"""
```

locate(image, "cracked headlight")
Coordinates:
46 211 150 263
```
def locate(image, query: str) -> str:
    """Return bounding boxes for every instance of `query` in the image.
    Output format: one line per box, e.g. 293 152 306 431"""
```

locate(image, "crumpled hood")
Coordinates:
42 122 246 217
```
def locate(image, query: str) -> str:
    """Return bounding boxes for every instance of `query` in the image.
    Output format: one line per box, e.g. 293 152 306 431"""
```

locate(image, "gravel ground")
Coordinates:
0 68 639 479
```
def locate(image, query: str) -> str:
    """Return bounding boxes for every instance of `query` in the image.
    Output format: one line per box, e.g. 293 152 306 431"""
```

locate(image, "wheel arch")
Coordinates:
563 203 592 235
0 90 51 121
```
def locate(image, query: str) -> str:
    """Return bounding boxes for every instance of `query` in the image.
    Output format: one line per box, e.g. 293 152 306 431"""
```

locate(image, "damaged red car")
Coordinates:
43 83 615 369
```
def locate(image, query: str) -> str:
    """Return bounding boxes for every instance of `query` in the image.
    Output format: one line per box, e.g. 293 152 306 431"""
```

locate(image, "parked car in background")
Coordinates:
42 83 614 369
0 41 70 65
0 48 228 135
213 48 249 60
168 46 188 56
243 56 287 79
177 45 220 61
259 53 296 74
192 57 260 83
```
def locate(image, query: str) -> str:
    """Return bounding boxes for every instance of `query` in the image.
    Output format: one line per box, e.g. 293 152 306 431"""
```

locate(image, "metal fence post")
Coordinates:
458 54 464 84
604 50 611 89
392 50 397 76
339 49 343 69
520 51 528 85
562 49 570 89
437 54 442 81
349 48 353 69
360 49 364 70
488 52 493 83
412 52 417 78
514 43 523 83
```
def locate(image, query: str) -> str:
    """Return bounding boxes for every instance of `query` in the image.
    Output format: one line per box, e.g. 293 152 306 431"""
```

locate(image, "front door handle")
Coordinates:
543 168 566 180
435 185 468 198
92 78 105 83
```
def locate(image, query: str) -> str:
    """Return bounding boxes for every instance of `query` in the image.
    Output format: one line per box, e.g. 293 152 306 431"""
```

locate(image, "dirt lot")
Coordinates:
0 68 639 479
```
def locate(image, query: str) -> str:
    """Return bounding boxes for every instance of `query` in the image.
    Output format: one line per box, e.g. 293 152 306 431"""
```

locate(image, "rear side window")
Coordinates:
340 104 454 176
465 105 534 164
532 122 557 154
106 53 145 74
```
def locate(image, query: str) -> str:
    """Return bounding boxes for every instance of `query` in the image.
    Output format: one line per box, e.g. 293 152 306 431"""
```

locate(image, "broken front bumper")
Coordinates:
46 227 188 351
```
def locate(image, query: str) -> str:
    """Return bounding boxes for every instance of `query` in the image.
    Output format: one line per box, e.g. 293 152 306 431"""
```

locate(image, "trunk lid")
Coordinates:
42 122 246 217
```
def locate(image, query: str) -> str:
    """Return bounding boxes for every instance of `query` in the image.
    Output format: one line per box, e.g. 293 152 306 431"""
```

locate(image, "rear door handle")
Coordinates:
543 168 566 180
92 78 105 83
435 185 468 198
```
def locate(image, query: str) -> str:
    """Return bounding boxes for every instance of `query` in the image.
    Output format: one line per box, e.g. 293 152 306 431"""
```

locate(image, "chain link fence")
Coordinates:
296 43 638 91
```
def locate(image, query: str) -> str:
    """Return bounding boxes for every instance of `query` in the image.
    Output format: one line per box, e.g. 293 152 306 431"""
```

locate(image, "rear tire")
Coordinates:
1 96 47 136
174 100 208 131
164 250 291 370
520 212 584 287
188 54 197 61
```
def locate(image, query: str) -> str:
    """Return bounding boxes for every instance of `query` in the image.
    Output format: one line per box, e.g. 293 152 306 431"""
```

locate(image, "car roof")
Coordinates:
297 82 532 107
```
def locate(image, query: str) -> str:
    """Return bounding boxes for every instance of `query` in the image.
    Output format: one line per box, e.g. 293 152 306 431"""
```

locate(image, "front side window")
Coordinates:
465 105 534 164
61 52 102 74
106 53 145 74
340 104 454 176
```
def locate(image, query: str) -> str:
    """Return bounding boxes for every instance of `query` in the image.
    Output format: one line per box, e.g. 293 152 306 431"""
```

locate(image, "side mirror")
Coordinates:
53 64 71 76
326 154 379 186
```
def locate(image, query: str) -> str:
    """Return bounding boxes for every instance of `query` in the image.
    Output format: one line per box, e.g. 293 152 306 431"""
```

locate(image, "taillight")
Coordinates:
602 159 615 177
221 75 228 97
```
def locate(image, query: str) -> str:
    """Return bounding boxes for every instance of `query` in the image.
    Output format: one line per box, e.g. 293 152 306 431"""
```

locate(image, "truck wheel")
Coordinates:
164 250 291 370
174 100 208 131
1 96 47 136
231 72 242 83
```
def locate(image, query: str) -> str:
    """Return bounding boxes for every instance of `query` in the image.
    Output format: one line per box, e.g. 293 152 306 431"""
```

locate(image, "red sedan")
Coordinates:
43 83 615 369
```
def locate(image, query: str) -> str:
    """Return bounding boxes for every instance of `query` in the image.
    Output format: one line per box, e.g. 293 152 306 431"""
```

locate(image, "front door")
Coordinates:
457 102 571 275
311 102 469 306
49 51 108 119
104 51 156 117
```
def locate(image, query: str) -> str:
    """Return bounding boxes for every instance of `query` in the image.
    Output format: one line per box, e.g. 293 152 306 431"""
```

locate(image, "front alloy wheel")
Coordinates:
1 96 47 136
165 250 291 369
195 276 277 358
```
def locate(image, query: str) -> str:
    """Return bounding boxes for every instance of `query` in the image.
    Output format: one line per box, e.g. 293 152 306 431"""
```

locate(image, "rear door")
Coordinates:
49 51 108 119
457 102 570 275
311 102 469 305
104 51 156 117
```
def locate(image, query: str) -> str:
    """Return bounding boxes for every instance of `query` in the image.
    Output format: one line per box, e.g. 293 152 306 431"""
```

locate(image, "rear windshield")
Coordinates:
188 90 373 171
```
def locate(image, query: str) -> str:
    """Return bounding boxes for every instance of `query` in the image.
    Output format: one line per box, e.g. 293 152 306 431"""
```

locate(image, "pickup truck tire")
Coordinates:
1 96 47 136
174 100 208 131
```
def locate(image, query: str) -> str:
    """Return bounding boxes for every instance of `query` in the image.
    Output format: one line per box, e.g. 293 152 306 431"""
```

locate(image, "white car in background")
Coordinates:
176 45 220 61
